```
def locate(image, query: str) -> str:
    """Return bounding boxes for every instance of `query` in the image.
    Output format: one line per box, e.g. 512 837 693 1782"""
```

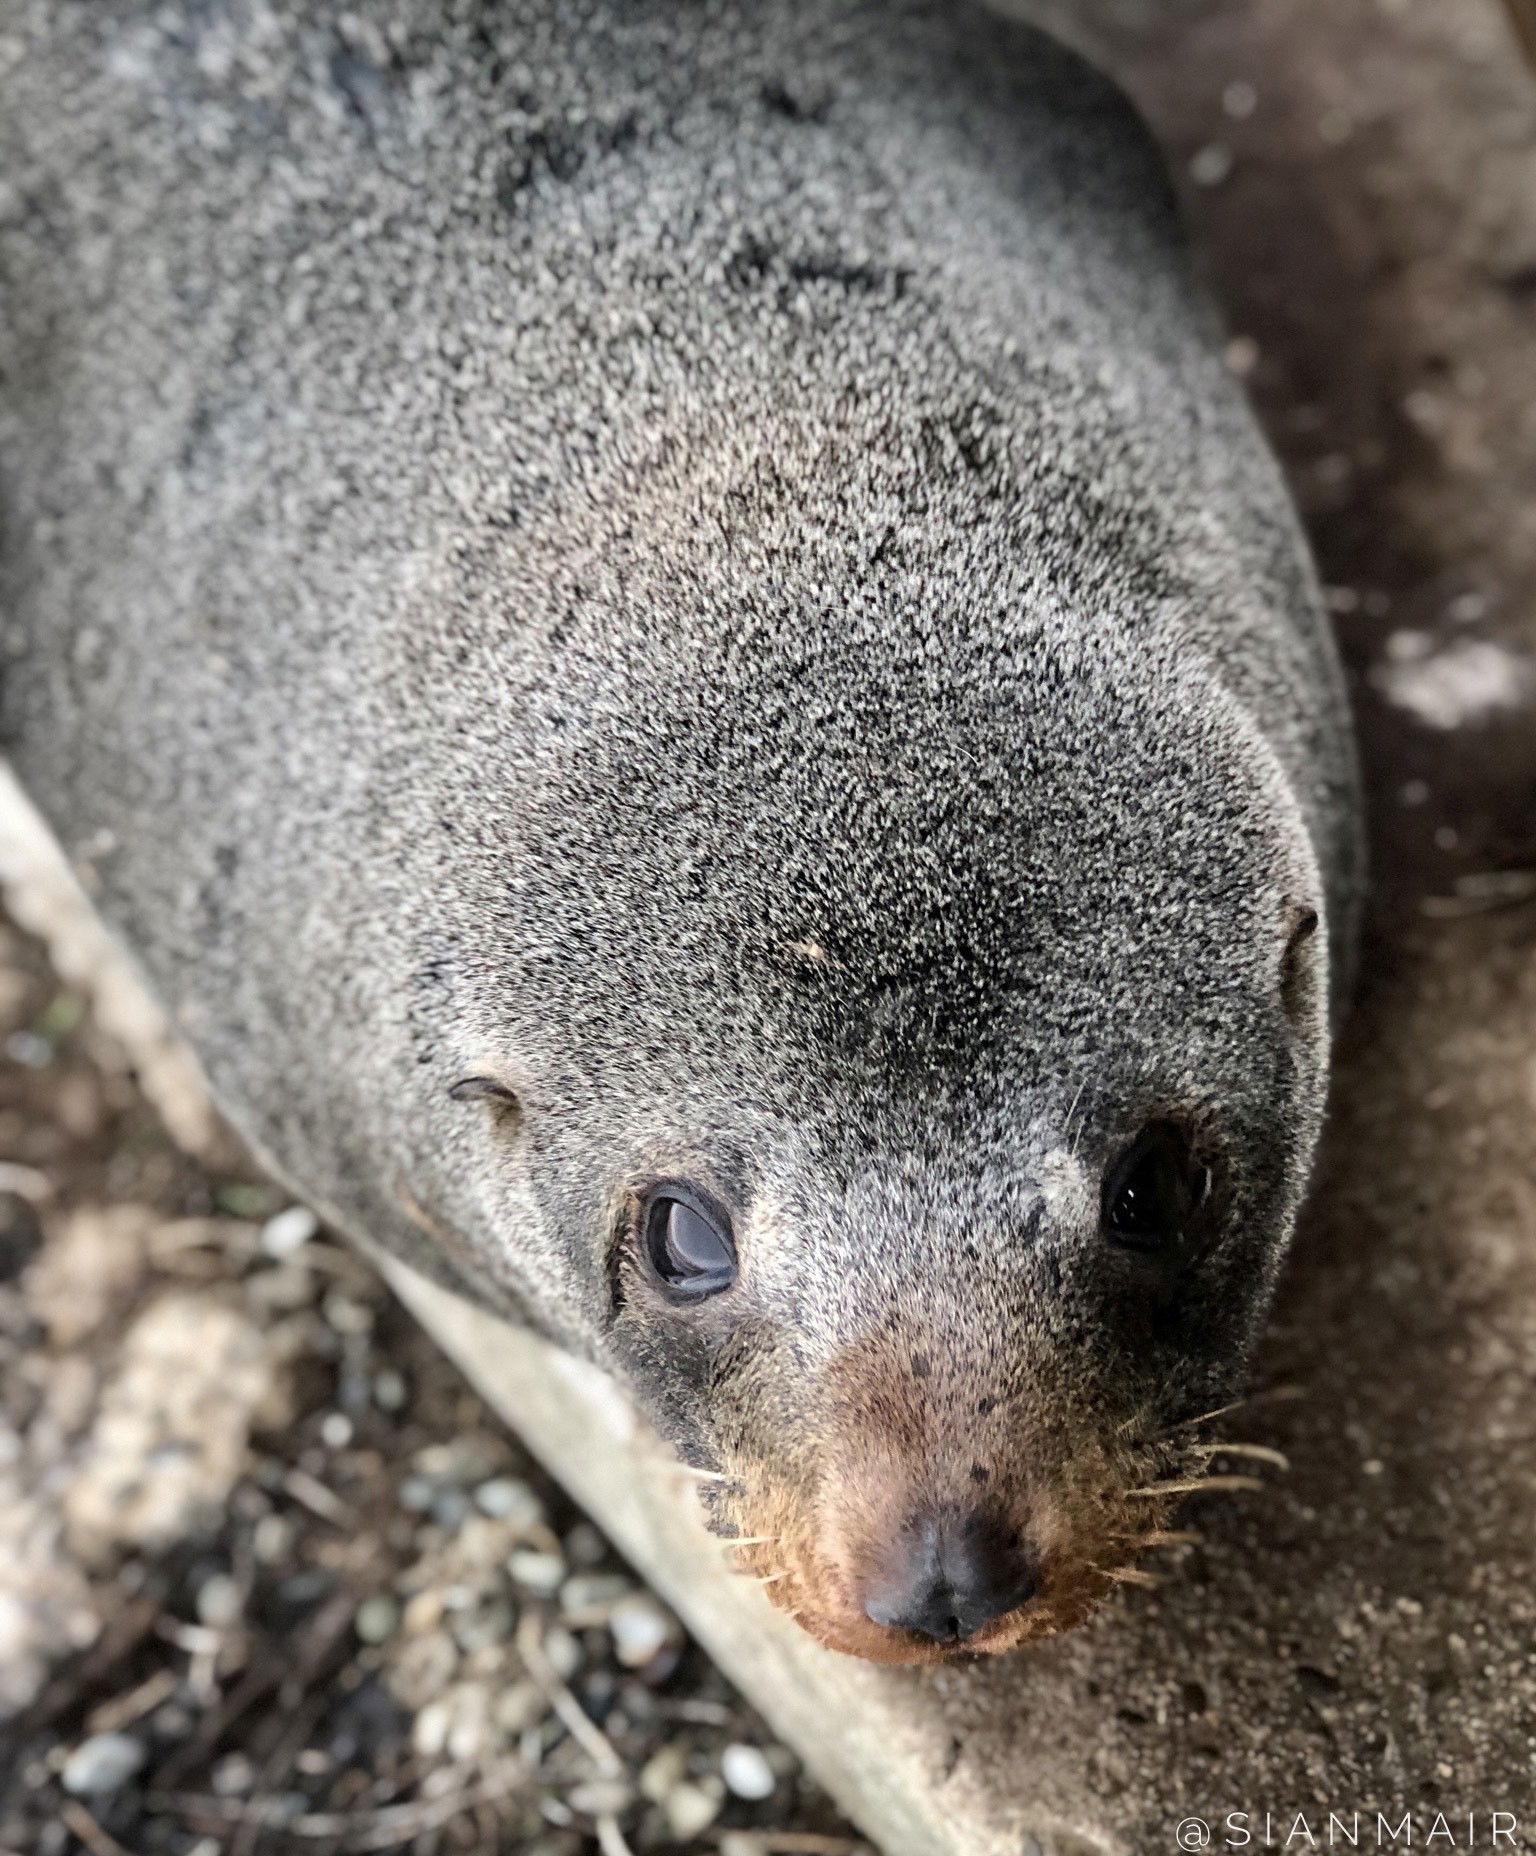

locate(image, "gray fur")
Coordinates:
0 0 1361 1651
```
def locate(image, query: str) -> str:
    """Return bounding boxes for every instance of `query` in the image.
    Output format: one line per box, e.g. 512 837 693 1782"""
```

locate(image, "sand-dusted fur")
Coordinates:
0 0 1361 1661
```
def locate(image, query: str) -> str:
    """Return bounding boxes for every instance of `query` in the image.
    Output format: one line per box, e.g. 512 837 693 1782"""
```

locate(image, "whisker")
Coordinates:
1103 1567 1162 1589
754 1571 789 1586
1126 1474 1264 1498
1172 1385 1304 1431
1191 1442 1290 1471
724 1535 778 1548
1063 1075 1090 1152
669 1465 732 1483
1111 1527 1203 1548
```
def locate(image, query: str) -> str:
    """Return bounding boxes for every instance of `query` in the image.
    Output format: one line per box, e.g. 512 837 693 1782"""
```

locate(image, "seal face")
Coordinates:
0 0 1362 1661
537 645 1337 1663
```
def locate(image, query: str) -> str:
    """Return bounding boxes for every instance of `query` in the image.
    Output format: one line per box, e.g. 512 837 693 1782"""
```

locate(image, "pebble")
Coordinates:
412 1700 452 1760
354 1595 401 1644
399 1474 437 1513
457 1515 516 1570
567 1778 638 1817
507 1548 566 1596
543 1624 583 1681
1222 79 1258 120
638 1744 688 1804
721 1743 777 1801
61 1733 147 1797
1223 335 1261 379
195 1573 243 1630
430 1487 471 1529
719 1837 769 1856
665 1778 725 1840
559 1572 633 1620
373 1368 409 1411
401 1588 445 1636
608 1593 678 1668
320 1412 353 1450
1188 142 1234 187
259 1205 318 1258
473 1476 545 1530
451 1598 514 1654
245 1260 315 1313
210 1753 255 1796
322 1289 372 1336
564 1520 607 1567
414 1436 505 1484
492 1681 545 1736
6 1030 52 1069
446 1684 492 1762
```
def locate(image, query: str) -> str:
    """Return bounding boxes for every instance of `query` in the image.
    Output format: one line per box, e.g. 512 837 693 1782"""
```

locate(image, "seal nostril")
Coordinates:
863 1508 1038 1642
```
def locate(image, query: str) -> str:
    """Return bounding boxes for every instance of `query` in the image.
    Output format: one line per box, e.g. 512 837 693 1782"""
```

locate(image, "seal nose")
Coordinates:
862 1509 1038 1642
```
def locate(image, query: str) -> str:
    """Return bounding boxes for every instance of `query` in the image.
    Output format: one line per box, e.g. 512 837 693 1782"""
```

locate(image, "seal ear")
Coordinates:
1279 903 1321 1026
448 1074 523 1122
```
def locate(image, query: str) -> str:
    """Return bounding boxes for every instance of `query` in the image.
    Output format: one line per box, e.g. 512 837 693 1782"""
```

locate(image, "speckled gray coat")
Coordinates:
1 0 1361 1651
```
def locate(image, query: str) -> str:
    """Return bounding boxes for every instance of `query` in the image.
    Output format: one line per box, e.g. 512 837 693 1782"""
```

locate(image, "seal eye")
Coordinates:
642 1187 737 1299
1103 1123 1208 1257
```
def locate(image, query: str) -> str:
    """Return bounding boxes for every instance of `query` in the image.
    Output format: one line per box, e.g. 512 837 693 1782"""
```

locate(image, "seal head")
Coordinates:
445 591 1332 1664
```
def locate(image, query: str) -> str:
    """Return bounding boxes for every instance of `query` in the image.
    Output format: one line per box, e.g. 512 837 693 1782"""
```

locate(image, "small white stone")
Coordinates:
354 1595 401 1644
506 1548 566 1595
373 1369 409 1411
1442 589 1487 625
664 1778 724 1840
320 1412 353 1450
639 1744 688 1804
1222 79 1258 119
210 1753 255 1796
492 1681 545 1735
61 1733 146 1797
412 1700 452 1760
1372 637 1532 731
608 1593 678 1668
559 1572 633 1620
322 1290 372 1335
721 1743 777 1801
719 1836 769 1856
1188 142 1233 188
564 1520 607 1566
1223 335 1260 379
567 1778 638 1816
260 1205 319 1258
542 1625 583 1681
399 1474 437 1512
195 1573 242 1630
473 1476 544 1530
446 1684 492 1763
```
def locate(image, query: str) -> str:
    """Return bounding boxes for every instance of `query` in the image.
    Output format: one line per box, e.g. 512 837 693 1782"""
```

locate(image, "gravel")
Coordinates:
0 910 869 1855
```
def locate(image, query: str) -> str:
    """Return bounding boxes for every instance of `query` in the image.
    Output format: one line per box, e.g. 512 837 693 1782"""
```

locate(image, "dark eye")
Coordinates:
1103 1123 1209 1257
642 1186 737 1299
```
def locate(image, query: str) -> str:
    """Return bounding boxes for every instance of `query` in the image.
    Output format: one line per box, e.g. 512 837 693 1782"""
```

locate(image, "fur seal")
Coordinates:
0 0 1361 1662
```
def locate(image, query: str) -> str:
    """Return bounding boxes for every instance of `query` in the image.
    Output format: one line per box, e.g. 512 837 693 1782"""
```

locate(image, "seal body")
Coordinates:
0 0 1361 1660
